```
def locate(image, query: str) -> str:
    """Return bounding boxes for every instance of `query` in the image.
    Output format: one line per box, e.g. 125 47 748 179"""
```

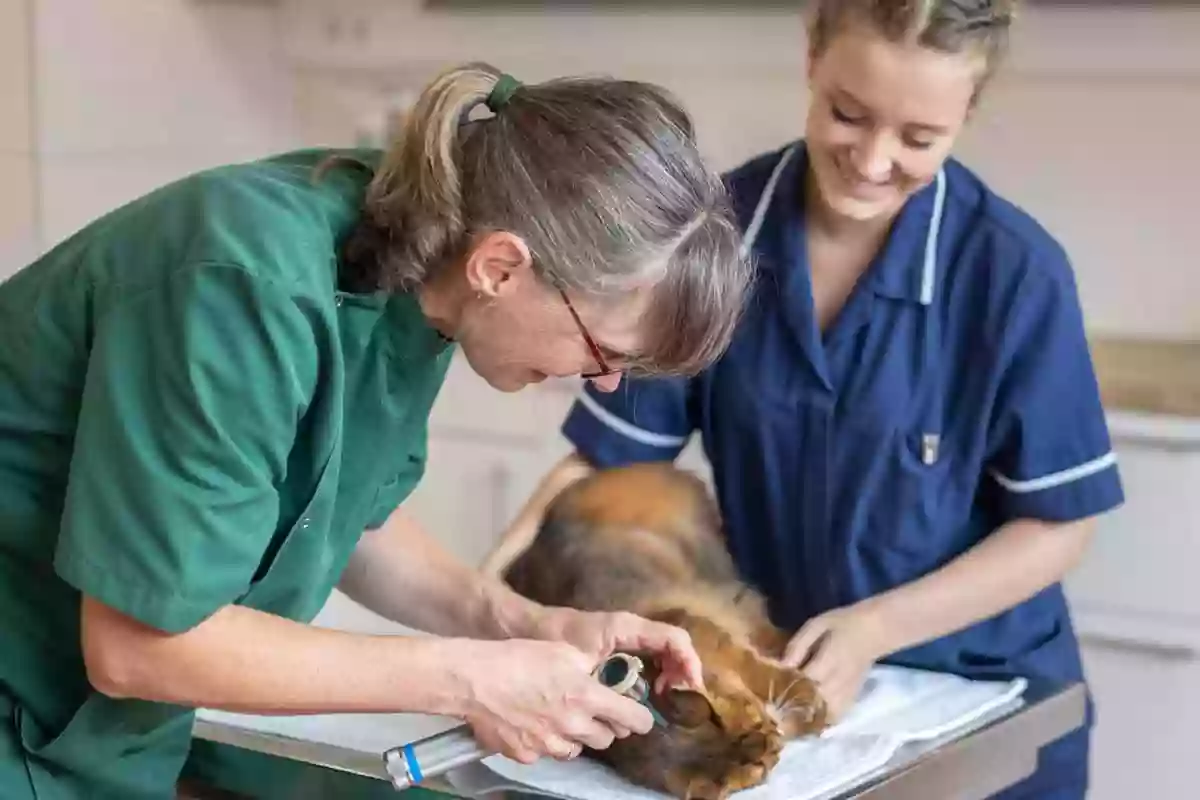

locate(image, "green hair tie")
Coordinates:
487 74 522 112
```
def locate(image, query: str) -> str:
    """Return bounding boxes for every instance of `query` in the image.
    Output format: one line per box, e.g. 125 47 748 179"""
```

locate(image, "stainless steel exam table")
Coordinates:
183 679 1086 800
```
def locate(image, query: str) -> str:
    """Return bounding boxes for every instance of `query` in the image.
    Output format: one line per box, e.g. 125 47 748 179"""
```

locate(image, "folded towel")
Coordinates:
452 665 1027 800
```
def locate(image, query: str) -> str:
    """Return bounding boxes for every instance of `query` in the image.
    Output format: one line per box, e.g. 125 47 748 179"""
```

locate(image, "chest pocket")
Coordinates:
881 426 959 553
838 401 971 572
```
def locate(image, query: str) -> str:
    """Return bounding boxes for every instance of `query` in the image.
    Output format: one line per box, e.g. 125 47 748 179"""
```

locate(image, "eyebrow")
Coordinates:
833 87 952 134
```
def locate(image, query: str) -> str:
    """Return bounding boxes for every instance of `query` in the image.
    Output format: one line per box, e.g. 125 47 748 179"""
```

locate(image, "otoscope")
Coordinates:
382 652 663 791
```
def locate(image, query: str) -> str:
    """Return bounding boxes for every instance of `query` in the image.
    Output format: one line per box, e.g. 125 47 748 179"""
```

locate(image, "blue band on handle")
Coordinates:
403 743 424 784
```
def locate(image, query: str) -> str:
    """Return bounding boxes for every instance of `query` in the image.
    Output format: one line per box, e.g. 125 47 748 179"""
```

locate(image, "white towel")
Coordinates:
451 665 1027 800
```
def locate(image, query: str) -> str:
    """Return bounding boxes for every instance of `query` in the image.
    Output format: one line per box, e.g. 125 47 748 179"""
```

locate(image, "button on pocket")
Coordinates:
919 432 941 466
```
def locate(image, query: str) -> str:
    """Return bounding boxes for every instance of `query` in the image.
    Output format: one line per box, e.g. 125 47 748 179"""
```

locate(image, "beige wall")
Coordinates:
0 0 37 280
5 1 1196 337
0 0 301 278
284 0 1200 339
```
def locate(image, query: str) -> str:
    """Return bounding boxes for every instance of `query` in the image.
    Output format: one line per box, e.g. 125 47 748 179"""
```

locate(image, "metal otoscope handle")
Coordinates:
381 652 659 791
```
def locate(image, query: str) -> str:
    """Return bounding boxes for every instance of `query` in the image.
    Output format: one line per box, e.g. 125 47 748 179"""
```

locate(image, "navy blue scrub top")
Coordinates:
562 140 1124 686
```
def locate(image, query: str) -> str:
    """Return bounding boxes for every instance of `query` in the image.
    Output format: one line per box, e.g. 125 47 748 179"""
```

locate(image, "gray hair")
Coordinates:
334 62 753 378
809 0 1020 99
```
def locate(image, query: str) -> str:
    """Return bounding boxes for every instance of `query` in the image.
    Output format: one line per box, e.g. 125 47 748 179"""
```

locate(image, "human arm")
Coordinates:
339 504 536 639
83 595 655 760
339 502 704 692
80 595 491 715
783 516 1097 718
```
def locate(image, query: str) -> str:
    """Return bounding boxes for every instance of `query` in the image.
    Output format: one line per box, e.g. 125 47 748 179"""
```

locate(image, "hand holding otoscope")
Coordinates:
382 652 667 791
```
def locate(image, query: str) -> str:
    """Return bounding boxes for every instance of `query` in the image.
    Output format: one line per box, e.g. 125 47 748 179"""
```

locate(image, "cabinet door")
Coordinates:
1064 423 1200 622
1081 636 1200 800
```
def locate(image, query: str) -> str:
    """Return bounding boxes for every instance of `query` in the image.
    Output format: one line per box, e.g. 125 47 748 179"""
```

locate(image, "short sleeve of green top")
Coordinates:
19 148 455 638
55 264 320 633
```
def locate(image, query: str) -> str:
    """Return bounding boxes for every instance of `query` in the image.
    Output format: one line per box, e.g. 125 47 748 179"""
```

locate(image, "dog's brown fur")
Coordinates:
497 463 828 800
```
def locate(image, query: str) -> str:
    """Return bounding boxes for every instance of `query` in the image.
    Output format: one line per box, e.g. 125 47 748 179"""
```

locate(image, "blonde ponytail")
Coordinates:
354 63 503 289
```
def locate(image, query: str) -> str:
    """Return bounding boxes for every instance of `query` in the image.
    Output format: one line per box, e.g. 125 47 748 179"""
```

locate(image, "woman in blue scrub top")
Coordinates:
489 2 1124 797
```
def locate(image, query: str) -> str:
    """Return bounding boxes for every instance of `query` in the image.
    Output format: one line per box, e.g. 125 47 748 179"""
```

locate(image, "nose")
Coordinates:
589 373 623 393
850 134 895 182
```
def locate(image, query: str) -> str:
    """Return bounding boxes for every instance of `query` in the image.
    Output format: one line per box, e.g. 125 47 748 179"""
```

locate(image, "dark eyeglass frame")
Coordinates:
556 287 619 379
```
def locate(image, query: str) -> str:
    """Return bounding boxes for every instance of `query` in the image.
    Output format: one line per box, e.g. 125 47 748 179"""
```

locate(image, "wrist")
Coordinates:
850 595 903 661
479 580 549 640
397 636 484 719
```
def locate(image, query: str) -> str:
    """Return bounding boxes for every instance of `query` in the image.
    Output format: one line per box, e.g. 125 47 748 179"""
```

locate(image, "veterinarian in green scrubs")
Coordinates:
0 64 750 799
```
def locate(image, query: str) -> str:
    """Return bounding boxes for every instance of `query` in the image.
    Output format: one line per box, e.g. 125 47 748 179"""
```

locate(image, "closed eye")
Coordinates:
831 104 865 126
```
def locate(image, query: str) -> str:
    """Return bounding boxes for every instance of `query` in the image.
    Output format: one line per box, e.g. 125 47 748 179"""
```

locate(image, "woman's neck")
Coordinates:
801 170 897 332
416 275 467 342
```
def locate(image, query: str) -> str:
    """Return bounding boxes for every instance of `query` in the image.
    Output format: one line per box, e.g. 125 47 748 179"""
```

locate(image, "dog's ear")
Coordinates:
655 689 716 729
632 639 715 730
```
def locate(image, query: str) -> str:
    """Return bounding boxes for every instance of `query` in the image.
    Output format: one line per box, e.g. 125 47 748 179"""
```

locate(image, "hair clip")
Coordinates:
486 73 522 112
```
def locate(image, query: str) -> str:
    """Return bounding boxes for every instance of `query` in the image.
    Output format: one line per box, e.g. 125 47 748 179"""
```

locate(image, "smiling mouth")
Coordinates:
834 161 892 198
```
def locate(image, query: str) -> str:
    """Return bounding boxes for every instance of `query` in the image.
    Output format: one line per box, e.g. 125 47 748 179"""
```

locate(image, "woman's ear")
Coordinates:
464 231 534 299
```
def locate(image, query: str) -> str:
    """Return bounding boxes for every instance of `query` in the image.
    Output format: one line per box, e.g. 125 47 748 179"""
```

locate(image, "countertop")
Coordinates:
186 680 1086 800
1091 336 1200 420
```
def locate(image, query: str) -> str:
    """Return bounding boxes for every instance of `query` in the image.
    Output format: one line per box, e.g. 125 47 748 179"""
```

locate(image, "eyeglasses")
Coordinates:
556 287 619 379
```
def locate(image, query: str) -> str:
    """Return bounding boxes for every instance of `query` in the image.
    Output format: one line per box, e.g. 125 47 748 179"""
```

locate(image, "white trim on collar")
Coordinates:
738 146 947 308
740 145 799 260
920 169 947 306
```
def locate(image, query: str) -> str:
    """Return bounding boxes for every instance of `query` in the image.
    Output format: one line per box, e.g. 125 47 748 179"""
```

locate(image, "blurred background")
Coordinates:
1 1 1196 797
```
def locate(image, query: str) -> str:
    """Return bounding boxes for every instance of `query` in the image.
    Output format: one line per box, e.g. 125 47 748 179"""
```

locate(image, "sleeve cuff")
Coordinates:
990 453 1125 522
55 545 228 634
562 395 689 469
365 457 426 530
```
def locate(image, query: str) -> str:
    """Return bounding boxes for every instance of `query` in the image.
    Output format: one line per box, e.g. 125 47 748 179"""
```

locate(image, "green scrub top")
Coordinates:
0 148 456 798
